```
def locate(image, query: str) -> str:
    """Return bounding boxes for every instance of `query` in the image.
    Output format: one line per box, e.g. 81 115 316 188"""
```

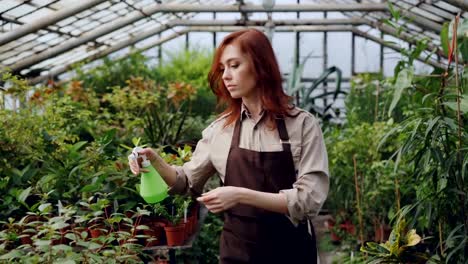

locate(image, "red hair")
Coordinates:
208 28 293 128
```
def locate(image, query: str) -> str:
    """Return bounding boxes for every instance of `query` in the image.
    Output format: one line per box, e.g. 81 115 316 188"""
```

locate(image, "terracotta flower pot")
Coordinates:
20 232 34 245
164 223 186 246
88 225 108 239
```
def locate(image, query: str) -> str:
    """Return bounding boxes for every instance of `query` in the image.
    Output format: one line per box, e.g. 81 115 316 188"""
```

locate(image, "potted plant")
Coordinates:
77 196 110 239
152 195 189 246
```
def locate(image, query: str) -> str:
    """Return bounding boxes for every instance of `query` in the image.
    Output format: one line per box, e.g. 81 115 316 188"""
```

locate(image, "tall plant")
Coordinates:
376 12 467 263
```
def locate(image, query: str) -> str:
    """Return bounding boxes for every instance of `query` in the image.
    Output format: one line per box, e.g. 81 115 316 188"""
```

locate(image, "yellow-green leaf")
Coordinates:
405 229 421 247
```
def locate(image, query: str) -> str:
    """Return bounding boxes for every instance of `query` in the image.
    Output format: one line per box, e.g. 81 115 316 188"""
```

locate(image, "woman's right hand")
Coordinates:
128 148 159 175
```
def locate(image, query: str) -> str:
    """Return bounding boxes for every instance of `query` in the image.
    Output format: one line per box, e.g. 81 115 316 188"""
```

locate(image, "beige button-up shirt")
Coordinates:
169 106 329 226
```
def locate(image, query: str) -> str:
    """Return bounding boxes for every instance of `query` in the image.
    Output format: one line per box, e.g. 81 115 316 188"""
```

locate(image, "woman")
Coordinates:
129 28 329 264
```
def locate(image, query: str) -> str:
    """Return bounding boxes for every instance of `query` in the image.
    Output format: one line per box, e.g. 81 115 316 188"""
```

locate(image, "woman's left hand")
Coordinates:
197 186 243 213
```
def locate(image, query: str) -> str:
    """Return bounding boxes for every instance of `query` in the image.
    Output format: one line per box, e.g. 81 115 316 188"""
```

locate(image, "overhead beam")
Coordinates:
394 7 443 33
351 28 444 69
399 10 443 32
28 23 445 85
170 25 355 32
363 19 446 58
1 3 387 49
28 24 356 84
168 18 367 26
28 28 188 85
5 2 198 73
143 3 388 12
6 17 366 73
0 0 107 46
442 0 468 11
5 4 385 72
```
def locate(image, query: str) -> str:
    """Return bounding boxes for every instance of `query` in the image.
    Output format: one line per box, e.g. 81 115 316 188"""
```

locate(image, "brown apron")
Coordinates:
220 117 317 264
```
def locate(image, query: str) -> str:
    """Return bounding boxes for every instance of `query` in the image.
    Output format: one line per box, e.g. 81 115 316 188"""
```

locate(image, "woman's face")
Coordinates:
220 44 257 100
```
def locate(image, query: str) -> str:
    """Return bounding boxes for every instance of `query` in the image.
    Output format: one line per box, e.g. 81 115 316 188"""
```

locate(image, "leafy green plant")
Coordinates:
325 121 408 239
75 52 155 96
0 203 154 263
0 218 22 250
155 48 216 119
285 49 346 122
0 46 216 262
377 13 467 264
151 195 192 226
346 73 394 126
361 218 430 263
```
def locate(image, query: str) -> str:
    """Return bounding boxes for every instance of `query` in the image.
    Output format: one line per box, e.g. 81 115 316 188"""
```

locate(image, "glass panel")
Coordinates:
327 32 351 77
272 32 295 74
355 36 381 74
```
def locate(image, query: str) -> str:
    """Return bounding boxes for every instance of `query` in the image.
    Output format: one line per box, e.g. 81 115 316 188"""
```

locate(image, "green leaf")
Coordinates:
17 187 32 203
444 95 468 114
132 137 142 148
68 164 86 178
438 178 448 192
0 249 22 260
388 67 413 117
52 244 73 252
405 229 421 247
441 22 450 57
88 241 102 250
80 173 106 192
38 203 52 213
51 221 68 230
53 260 76 264
98 128 116 146
387 2 400 21
34 239 52 246
424 116 441 139
71 141 87 152
442 117 458 131
459 37 468 63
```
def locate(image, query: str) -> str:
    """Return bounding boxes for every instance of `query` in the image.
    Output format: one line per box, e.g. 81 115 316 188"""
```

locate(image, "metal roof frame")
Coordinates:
0 0 465 83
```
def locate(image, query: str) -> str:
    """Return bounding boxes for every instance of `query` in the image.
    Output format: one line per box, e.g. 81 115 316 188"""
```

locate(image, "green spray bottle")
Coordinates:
131 147 168 204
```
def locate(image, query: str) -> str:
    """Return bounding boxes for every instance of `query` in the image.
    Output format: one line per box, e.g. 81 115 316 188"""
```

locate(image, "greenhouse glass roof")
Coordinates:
0 0 466 84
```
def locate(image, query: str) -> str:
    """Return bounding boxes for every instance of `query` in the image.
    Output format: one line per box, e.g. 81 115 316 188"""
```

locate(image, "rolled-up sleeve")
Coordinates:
168 124 217 196
280 115 329 226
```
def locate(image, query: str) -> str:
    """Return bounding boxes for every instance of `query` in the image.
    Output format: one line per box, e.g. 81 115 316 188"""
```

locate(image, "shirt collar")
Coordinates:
240 103 265 122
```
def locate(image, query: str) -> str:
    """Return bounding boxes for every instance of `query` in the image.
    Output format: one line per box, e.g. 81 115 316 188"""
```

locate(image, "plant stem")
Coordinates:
374 81 379 122
395 177 400 212
452 14 467 236
353 154 364 248
438 220 444 256
104 206 114 234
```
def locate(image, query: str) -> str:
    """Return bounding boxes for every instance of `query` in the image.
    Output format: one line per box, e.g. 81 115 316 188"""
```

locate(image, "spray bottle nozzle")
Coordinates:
131 147 151 168
131 147 143 159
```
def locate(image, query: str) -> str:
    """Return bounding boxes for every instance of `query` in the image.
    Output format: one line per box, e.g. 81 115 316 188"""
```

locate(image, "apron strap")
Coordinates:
275 118 291 152
231 118 242 148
